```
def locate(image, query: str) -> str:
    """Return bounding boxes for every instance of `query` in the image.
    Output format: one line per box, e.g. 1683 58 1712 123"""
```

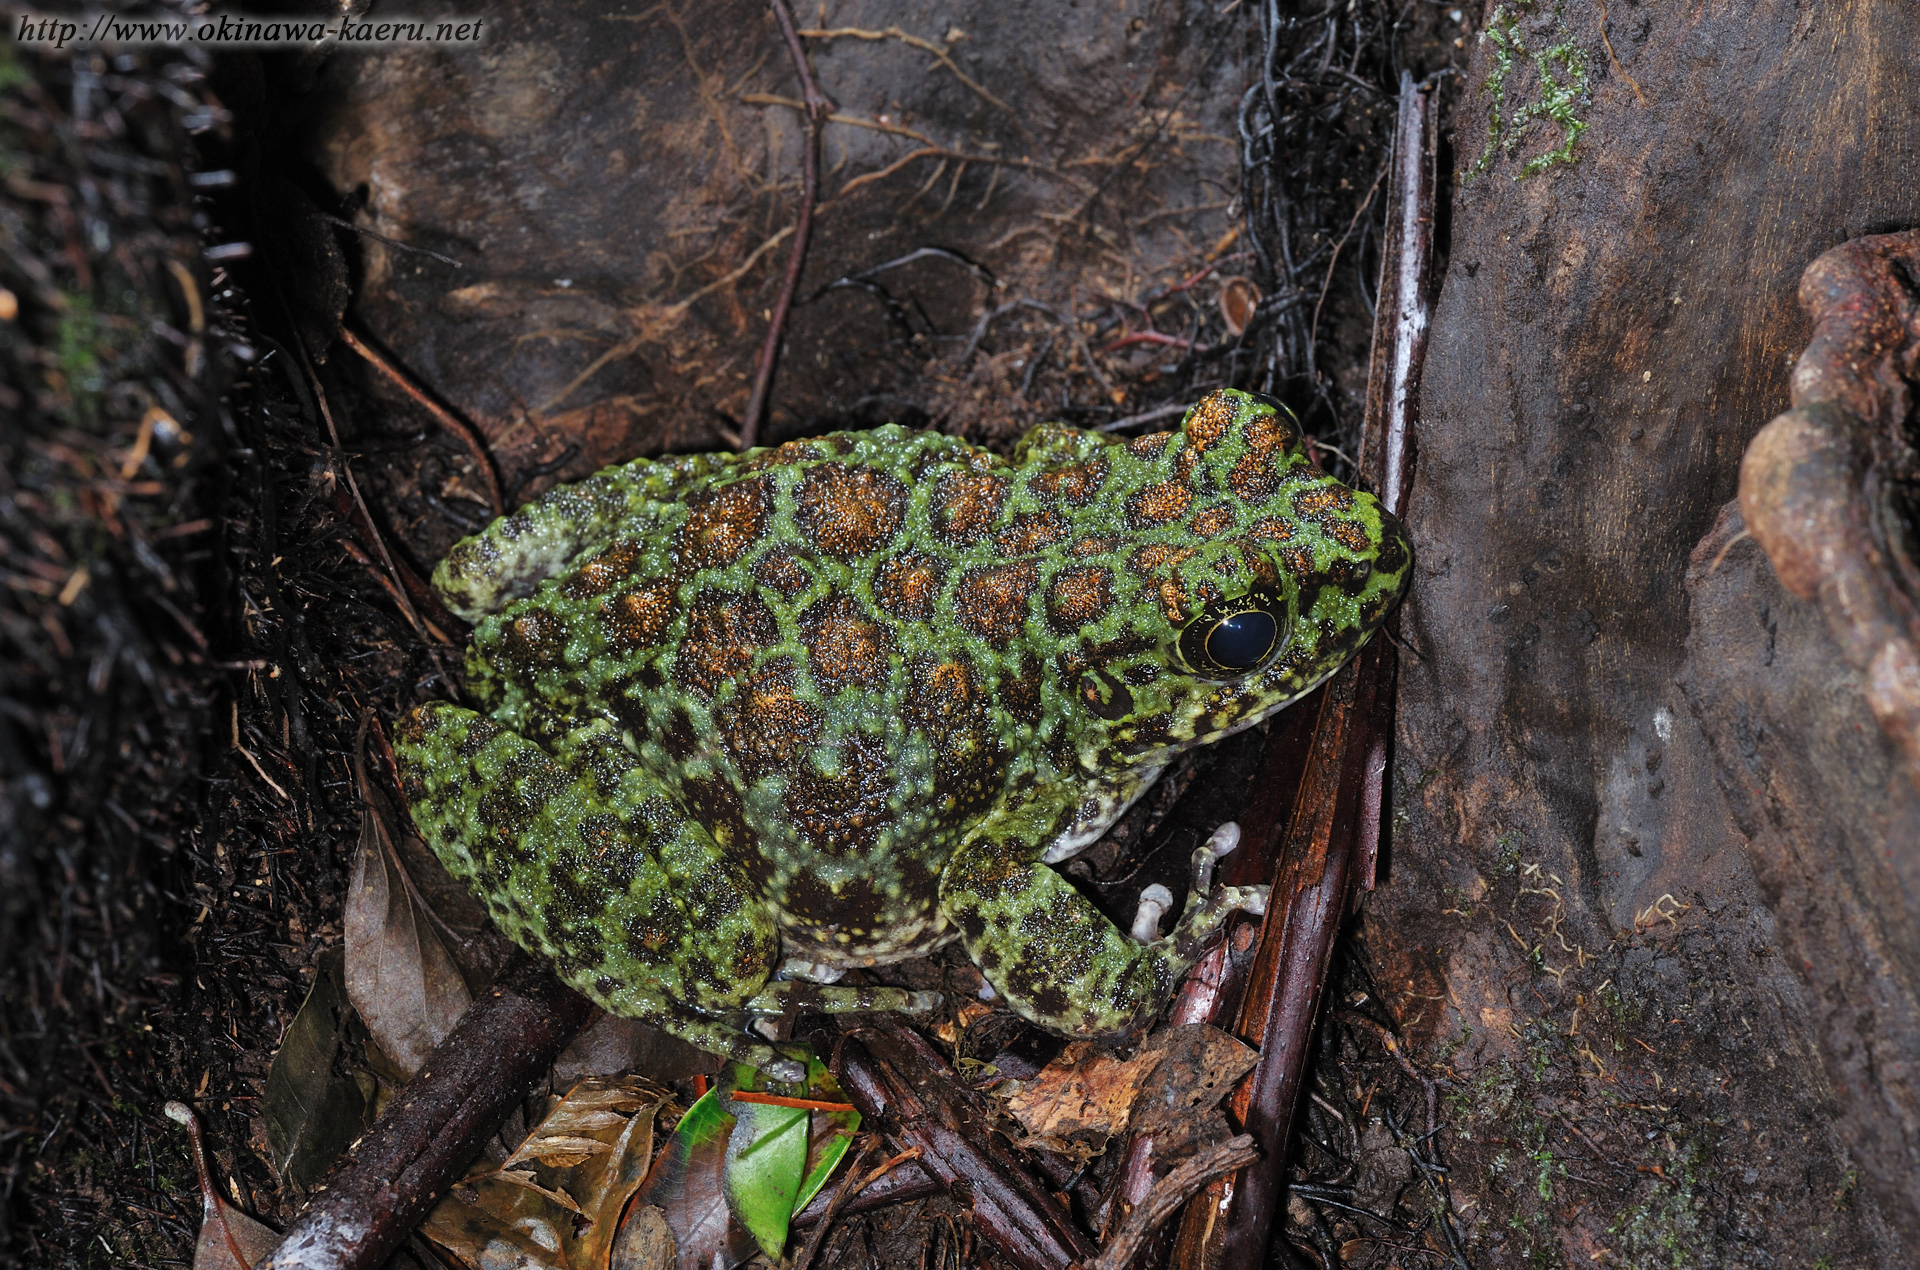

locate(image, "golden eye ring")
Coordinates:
1178 592 1290 679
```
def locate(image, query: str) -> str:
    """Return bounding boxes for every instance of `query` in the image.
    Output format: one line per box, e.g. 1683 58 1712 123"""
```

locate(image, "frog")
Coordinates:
393 388 1410 1079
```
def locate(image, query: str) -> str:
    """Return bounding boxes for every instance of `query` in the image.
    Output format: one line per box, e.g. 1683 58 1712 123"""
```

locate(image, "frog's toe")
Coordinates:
1189 821 1244 894
1131 883 1175 942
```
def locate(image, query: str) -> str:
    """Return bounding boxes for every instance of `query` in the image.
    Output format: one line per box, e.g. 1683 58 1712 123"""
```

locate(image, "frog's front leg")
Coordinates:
394 703 806 1074
938 798 1267 1037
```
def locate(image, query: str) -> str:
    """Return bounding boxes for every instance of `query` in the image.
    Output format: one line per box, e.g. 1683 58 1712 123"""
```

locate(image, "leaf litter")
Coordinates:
168 1101 281 1270
420 1076 671 1270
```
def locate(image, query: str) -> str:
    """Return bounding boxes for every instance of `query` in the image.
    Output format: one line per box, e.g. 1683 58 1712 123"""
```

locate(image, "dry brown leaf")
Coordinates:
1002 1023 1256 1155
1217 276 1261 336
343 804 472 1079
420 1076 671 1270
168 1101 282 1270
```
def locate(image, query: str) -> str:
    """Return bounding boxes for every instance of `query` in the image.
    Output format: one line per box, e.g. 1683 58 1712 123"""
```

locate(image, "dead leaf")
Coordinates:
262 946 374 1190
1218 276 1261 336
629 1082 757 1270
1002 1023 1256 1156
1126 1024 1258 1138
168 1100 282 1270
344 800 472 1079
420 1076 670 1270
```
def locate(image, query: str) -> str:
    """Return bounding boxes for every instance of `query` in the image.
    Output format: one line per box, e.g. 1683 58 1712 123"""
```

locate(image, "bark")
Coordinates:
1382 0 1920 1258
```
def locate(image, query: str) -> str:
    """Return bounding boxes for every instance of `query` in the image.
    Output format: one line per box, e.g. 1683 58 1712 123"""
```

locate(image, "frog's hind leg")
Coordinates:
393 702 807 1077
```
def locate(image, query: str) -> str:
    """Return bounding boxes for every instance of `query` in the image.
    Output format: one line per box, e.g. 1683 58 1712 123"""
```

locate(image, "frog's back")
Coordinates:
453 399 1401 964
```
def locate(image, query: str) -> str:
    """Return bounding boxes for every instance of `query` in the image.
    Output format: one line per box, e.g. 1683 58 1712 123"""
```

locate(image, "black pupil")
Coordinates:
1206 609 1278 671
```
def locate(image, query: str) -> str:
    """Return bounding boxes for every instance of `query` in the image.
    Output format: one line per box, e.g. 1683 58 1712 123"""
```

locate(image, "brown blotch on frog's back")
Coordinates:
952 561 1039 647
675 475 772 571
932 469 1011 544
599 581 678 653
1251 515 1297 542
1188 504 1237 537
874 550 948 622
904 654 1003 818
1326 518 1373 553
801 591 893 693
781 732 894 853
779 868 889 936
1125 479 1194 528
721 657 822 778
1126 431 1171 460
1000 653 1046 725
673 589 778 696
994 509 1072 558
1046 565 1115 632
500 608 569 672
563 540 646 599
747 439 827 470
1292 484 1356 517
1373 521 1410 575
1029 458 1110 506
1183 391 1237 453
795 464 908 560
681 772 754 855
754 546 817 599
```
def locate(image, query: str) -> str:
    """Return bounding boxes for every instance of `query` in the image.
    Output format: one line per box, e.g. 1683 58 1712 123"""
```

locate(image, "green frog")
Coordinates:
394 389 1409 1077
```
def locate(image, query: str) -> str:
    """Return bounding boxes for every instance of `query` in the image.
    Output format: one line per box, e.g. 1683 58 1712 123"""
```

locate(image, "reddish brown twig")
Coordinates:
253 954 595 1270
1098 330 1194 355
1092 1135 1259 1270
833 1019 1097 1270
740 0 833 451
339 326 504 518
726 1090 856 1112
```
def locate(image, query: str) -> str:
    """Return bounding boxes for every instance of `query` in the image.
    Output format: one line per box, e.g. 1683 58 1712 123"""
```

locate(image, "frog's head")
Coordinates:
1063 390 1411 764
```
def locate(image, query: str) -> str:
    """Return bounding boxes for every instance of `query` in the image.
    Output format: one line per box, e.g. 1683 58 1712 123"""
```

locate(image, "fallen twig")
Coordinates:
339 327 503 518
833 1018 1096 1270
253 954 595 1270
1167 71 1437 1270
739 0 832 450
1092 1135 1259 1270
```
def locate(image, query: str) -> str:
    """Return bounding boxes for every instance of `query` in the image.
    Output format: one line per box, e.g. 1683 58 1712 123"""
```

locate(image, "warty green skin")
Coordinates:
393 389 1410 1076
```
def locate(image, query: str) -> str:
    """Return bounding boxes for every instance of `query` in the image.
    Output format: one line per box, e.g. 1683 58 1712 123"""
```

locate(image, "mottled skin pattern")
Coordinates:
394 389 1410 1076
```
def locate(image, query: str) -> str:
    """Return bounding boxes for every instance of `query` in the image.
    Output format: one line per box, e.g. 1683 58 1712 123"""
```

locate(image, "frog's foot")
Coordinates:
1164 820 1267 961
1130 884 1176 943
775 955 846 984
741 979 941 1017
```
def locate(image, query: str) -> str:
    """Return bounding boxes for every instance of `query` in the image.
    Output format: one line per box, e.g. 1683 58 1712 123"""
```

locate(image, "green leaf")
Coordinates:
631 1084 754 1270
793 1057 861 1214
722 1083 807 1259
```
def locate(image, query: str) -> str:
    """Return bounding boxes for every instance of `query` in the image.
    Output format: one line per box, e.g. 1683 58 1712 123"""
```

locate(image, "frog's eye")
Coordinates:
1178 593 1290 679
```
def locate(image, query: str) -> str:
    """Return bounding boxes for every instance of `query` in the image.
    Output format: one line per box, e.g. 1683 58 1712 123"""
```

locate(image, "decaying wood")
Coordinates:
832 1019 1098 1270
1387 0 1920 1255
1089 1135 1258 1270
1738 231 1920 781
254 954 594 1270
